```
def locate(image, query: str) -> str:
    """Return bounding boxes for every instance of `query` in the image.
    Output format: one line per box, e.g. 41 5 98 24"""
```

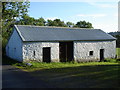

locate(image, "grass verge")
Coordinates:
116 48 120 59
13 61 119 72
13 61 120 88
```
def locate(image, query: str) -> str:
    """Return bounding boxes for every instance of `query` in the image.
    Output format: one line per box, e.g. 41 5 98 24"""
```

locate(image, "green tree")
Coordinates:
114 35 120 48
46 19 67 27
2 2 30 37
46 19 54 26
54 19 67 27
35 17 46 26
2 2 30 54
18 15 35 25
66 22 74 27
75 21 93 28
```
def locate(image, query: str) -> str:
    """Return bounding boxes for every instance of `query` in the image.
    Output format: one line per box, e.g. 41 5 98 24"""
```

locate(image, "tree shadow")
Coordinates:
2 56 120 88
2 55 21 65
28 64 120 88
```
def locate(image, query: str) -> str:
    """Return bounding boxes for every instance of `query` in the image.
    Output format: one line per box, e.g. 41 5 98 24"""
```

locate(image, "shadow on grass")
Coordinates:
2 55 21 65
2 56 120 88
28 64 120 88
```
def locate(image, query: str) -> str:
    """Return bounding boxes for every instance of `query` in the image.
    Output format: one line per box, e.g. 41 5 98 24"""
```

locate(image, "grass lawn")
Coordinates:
116 48 120 59
3 56 120 88
12 61 120 88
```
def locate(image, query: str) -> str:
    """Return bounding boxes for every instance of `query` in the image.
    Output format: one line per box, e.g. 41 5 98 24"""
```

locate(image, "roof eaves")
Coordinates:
14 25 25 41
22 39 116 42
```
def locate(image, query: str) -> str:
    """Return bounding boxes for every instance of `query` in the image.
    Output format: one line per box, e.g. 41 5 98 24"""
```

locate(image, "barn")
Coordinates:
6 25 116 62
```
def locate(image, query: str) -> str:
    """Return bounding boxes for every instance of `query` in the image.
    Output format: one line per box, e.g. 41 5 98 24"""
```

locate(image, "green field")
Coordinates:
13 62 120 88
14 61 118 72
116 48 120 59
3 50 120 88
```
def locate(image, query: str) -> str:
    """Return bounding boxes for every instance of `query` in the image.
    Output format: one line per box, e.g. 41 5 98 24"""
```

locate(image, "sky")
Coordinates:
28 1 118 33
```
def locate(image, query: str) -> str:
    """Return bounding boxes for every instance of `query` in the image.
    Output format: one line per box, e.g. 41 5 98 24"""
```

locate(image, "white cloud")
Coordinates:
114 13 118 17
93 23 118 32
29 0 119 2
76 14 107 18
88 2 117 8
45 17 59 21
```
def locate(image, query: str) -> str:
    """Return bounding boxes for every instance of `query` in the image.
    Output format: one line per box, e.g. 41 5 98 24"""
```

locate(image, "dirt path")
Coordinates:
2 65 51 88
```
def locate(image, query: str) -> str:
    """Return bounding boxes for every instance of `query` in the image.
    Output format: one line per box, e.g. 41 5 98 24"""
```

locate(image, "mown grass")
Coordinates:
3 56 120 88
116 48 120 59
2 48 120 88
13 61 120 88
13 61 119 72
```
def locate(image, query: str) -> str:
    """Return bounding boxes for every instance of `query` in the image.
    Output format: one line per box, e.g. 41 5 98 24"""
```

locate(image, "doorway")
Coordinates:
100 49 104 61
59 41 73 62
43 47 51 63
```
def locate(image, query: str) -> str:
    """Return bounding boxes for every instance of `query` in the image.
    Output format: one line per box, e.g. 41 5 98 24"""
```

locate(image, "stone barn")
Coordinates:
6 25 116 62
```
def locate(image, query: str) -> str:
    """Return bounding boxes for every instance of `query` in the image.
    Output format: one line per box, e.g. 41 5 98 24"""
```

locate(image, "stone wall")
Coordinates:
74 40 116 62
23 40 116 62
22 42 59 62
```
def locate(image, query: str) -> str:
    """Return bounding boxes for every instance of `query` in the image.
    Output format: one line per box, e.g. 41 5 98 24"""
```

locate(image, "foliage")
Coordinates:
114 35 120 48
75 20 93 28
35 17 46 26
18 15 35 25
66 21 74 27
2 2 30 38
2 55 21 65
2 2 30 54
12 61 118 72
104 59 118 63
46 19 67 27
116 48 120 59
2 38 8 55
18 16 46 26
108 32 120 48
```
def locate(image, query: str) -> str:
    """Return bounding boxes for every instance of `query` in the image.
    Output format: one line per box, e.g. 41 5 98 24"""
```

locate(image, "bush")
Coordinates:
104 59 118 63
2 38 8 55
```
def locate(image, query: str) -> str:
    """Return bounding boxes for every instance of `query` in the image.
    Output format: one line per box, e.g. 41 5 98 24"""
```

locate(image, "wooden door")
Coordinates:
100 49 104 61
43 47 51 63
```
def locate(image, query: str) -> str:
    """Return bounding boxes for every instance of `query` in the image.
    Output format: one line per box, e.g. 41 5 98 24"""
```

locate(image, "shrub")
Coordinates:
104 59 118 63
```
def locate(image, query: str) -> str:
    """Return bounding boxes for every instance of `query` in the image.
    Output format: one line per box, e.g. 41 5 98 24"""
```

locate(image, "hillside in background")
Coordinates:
108 32 120 48
108 32 120 36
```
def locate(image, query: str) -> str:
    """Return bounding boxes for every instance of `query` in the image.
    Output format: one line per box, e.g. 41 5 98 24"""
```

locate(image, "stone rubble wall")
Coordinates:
23 40 116 62
74 40 116 62
23 42 59 62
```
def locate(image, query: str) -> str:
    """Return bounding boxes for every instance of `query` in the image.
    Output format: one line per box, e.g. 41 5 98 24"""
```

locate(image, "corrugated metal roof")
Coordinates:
15 25 116 41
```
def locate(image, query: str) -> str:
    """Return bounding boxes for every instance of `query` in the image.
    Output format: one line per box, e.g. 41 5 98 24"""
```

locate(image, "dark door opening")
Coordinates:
59 41 73 62
43 47 51 63
100 49 104 61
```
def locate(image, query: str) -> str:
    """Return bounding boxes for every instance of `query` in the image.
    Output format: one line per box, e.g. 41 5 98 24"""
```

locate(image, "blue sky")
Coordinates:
28 2 118 32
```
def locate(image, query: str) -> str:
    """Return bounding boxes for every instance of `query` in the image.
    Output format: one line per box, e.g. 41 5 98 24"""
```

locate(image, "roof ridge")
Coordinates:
14 25 100 30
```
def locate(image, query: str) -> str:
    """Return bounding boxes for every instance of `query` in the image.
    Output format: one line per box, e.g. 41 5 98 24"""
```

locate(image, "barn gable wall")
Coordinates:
74 40 116 62
22 42 59 62
6 28 23 62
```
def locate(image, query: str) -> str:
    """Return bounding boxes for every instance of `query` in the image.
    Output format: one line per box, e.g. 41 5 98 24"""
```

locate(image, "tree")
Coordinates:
46 19 67 27
75 21 93 28
36 17 46 26
2 2 30 54
18 15 35 25
2 2 30 37
114 35 120 48
46 19 54 26
66 22 74 27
